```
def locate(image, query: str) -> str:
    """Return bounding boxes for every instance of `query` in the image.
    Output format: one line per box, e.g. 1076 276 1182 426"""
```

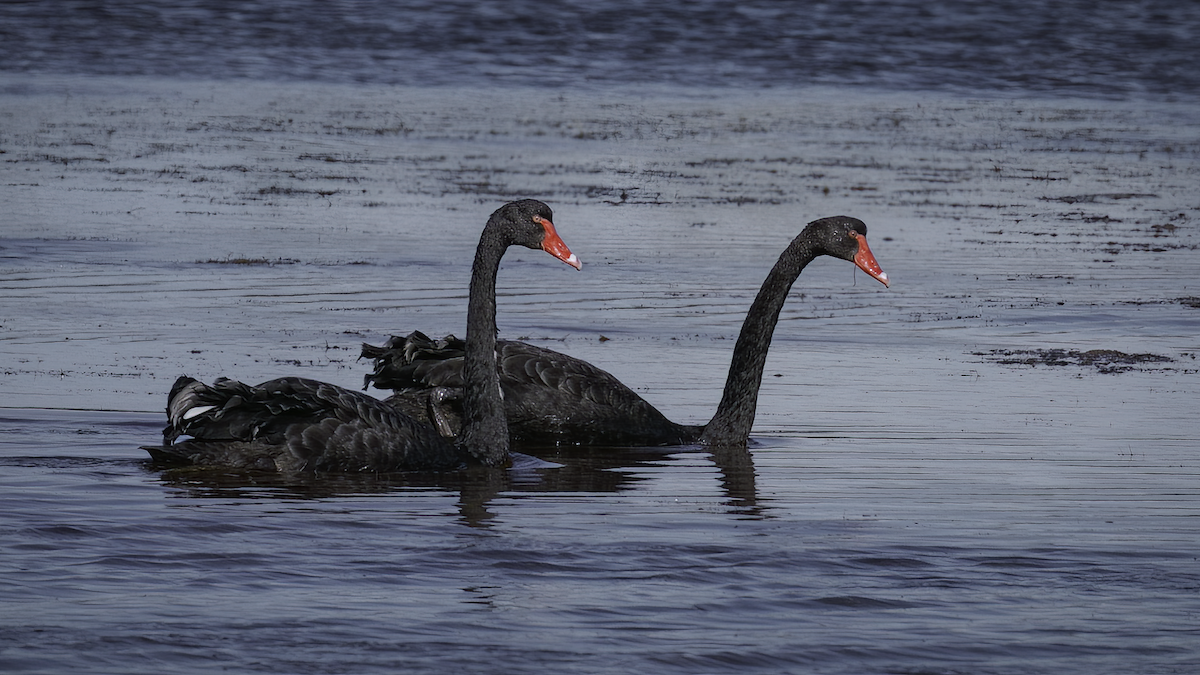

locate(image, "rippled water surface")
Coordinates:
3 0 1199 99
2 4 1200 670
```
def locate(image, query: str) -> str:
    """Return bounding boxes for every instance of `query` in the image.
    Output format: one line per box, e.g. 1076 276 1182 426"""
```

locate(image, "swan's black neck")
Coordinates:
699 233 818 447
458 224 509 465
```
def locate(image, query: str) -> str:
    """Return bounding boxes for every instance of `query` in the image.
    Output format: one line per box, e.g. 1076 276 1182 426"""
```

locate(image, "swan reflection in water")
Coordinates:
147 443 766 526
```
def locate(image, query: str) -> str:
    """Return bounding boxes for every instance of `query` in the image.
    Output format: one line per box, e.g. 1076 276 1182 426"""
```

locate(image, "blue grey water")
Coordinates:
3 0 1200 99
2 2 1199 674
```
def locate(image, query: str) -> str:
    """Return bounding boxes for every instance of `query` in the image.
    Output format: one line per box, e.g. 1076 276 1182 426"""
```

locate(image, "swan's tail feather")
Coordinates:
162 375 267 445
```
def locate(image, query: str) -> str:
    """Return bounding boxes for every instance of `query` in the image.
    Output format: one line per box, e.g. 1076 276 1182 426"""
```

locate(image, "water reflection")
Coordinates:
147 443 767 523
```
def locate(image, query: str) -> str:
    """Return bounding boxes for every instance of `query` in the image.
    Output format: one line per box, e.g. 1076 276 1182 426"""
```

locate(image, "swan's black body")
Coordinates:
363 334 698 446
145 200 580 471
146 375 459 471
363 216 889 449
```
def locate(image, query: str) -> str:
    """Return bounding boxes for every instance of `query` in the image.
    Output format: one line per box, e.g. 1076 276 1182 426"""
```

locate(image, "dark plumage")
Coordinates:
362 215 890 449
363 334 693 446
144 199 581 471
145 375 457 471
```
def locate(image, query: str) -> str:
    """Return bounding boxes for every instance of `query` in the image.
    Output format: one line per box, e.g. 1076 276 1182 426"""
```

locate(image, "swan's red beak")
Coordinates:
852 233 890 287
535 216 582 270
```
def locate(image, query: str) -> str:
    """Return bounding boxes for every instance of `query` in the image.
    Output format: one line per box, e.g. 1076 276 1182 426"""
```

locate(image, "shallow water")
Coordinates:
2 71 1200 674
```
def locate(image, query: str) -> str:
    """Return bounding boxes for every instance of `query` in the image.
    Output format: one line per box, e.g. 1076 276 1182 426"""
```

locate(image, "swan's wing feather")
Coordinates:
362 331 466 390
362 335 657 407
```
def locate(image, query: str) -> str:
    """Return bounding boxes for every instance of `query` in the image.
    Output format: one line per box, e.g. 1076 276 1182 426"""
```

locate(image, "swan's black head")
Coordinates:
805 216 890 287
489 199 582 270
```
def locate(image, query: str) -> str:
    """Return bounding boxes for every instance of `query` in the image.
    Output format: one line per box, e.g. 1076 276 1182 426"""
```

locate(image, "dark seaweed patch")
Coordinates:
1044 193 1157 204
198 257 299 266
976 348 1174 373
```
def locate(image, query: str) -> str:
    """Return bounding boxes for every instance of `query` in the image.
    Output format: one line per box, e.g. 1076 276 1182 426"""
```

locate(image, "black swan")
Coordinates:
361 215 888 448
143 199 582 471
